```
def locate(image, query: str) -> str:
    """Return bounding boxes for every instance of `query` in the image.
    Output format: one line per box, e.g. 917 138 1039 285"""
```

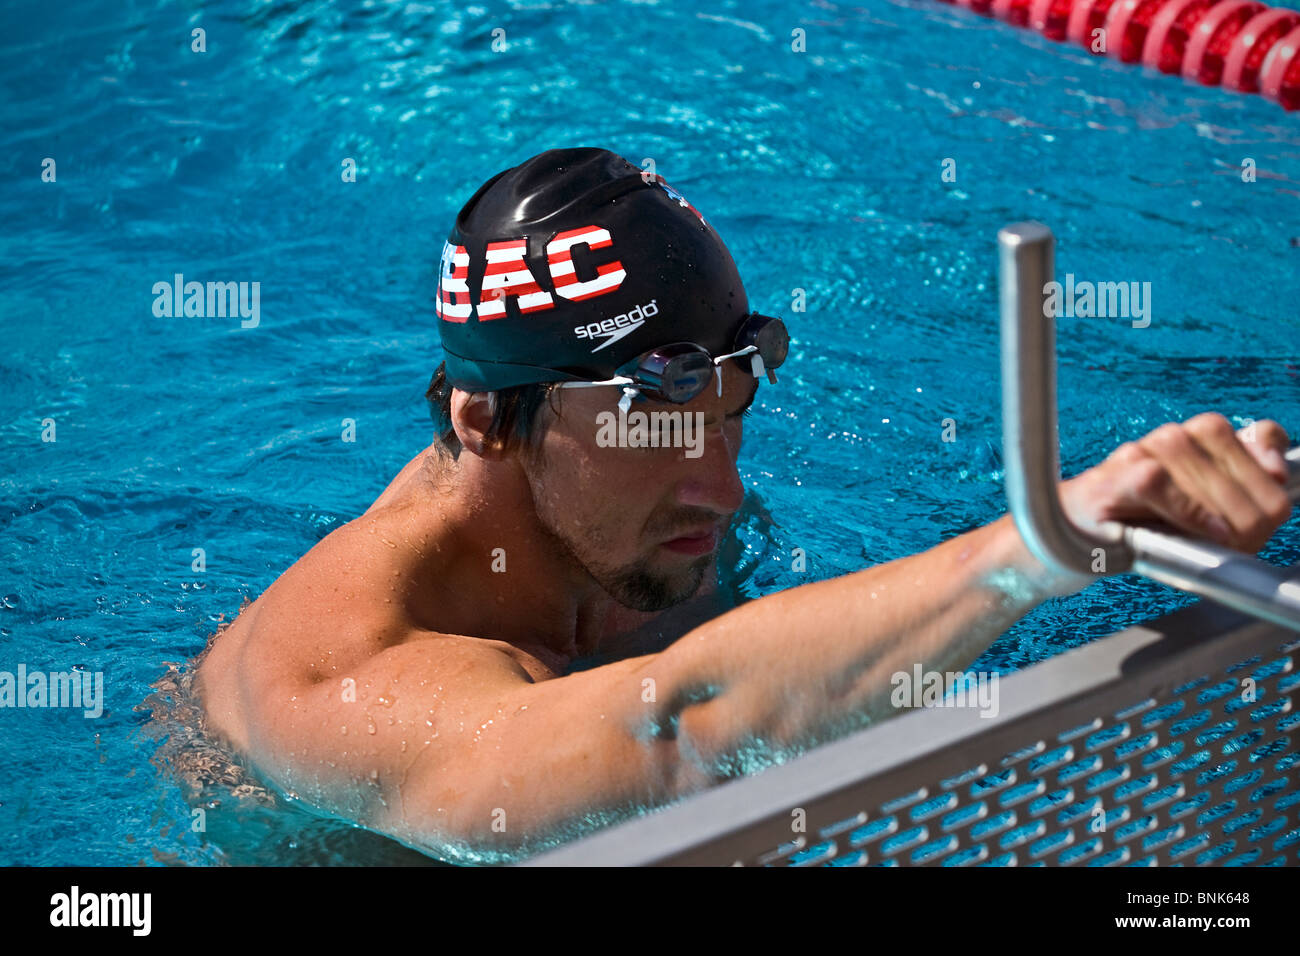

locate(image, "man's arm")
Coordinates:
632 511 1058 772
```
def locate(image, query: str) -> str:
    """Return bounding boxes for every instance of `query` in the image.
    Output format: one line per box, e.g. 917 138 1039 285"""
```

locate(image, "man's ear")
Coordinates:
449 390 502 458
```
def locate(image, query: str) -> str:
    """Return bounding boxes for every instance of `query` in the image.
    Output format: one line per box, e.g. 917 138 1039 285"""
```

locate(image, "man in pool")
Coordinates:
196 147 1295 863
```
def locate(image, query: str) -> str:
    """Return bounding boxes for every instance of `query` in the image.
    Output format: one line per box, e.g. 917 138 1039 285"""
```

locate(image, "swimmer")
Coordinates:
195 147 1294 863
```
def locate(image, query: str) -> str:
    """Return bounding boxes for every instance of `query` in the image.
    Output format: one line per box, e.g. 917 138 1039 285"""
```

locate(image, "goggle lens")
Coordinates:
659 351 713 403
631 344 714 404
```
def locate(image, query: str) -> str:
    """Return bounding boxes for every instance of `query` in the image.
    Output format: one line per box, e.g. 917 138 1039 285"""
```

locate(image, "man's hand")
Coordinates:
1059 412 1293 557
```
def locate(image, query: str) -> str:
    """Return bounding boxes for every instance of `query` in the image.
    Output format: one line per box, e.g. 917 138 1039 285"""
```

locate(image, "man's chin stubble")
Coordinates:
604 556 710 613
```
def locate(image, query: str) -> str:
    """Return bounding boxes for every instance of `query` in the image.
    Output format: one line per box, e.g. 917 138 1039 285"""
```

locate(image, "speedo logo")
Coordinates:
575 299 658 352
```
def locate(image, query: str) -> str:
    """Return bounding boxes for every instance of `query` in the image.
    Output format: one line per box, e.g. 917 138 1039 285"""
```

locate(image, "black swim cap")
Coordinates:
434 147 750 391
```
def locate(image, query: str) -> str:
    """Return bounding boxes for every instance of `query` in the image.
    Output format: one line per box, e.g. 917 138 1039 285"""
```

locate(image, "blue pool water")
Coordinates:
2 0 1299 866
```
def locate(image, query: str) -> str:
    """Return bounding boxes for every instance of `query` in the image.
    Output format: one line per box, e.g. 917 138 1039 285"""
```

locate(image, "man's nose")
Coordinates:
674 424 745 515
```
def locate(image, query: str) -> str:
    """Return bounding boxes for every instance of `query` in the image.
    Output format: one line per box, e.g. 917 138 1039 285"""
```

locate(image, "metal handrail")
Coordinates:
999 222 1300 631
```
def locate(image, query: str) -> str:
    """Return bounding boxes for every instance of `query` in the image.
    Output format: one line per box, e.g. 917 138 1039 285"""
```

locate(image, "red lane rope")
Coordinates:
1222 9 1300 91
934 0 1300 108
1260 22 1300 105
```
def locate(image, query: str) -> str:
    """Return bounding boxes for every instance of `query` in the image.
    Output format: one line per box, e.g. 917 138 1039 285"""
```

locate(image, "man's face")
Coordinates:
521 360 757 612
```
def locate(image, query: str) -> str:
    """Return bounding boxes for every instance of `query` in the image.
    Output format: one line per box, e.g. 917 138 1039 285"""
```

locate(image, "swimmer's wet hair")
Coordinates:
425 361 561 459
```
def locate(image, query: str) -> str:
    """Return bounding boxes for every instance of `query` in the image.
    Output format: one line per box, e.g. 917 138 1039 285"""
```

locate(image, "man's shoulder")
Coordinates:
205 508 436 688
285 512 429 617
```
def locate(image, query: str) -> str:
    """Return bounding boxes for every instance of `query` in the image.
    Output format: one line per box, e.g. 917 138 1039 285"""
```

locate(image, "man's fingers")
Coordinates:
1102 441 1224 542
1070 416 1294 558
1184 414 1293 548
1135 418 1258 546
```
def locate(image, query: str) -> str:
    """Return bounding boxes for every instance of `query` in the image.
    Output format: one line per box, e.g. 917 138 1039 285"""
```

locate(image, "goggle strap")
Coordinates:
618 386 639 415
712 344 757 365
562 375 636 389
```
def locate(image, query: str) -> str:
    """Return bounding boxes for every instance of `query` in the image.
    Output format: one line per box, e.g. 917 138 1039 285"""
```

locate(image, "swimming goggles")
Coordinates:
558 312 790 413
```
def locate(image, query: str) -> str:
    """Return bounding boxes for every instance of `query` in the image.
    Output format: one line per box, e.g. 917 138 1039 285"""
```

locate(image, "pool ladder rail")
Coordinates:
999 221 1300 631
935 0 1300 110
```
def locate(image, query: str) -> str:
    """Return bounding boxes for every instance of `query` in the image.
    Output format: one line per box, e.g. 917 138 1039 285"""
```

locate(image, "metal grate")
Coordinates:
804 651 1296 868
521 595 1299 866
